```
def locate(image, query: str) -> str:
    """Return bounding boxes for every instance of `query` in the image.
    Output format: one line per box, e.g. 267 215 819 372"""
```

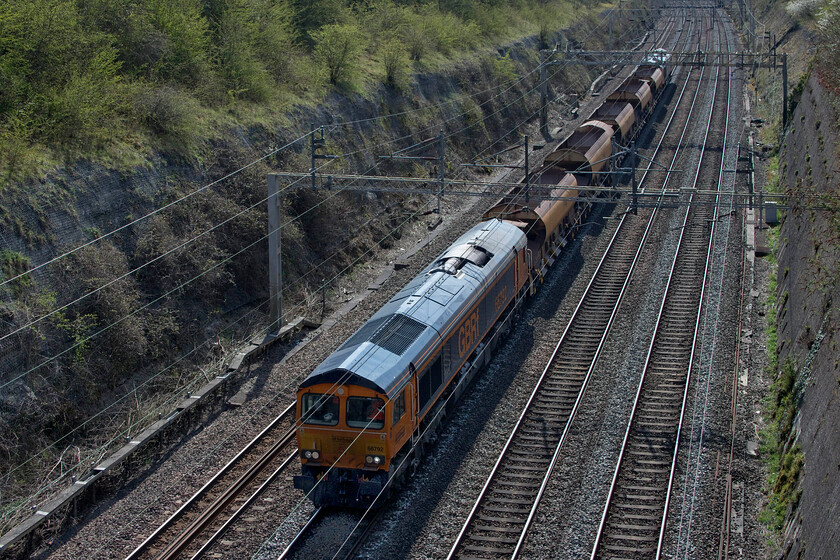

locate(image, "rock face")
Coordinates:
776 73 840 559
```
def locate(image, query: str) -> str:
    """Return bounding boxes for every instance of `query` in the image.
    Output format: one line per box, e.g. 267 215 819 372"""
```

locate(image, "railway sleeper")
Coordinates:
626 448 670 458
462 543 516 555
496 481 540 491
466 534 519 545
484 496 534 507
612 502 663 511
628 466 670 475
611 522 658 531
473 524 522 534
501 463 549 472
480 503 531 514
478 514 525 524
617 491 661 502
491 492 538 504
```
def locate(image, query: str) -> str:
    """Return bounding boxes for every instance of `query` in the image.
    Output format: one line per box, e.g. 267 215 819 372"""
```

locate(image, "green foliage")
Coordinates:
381 38 410 89
760 357 805 534
765 155 780 193
772 359 797 442
760 218 806 538
487 51 519 84
47 48 128 147
52 311 98 363
760 442 804 533
0 0 589 176
290 0 346 43
0 250 31 295
132 85 203 153
313 23 366 86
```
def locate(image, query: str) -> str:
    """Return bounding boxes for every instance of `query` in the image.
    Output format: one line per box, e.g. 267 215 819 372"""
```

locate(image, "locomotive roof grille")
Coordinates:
341 315 389 350
369 314 427 355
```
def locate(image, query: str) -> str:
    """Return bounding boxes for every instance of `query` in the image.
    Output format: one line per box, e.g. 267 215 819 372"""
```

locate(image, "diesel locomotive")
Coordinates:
293 59 669 508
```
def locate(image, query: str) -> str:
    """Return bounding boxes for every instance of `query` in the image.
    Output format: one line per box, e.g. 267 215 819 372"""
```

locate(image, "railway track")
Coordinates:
590 11 734 559
277 505 384 560
445 16 717 559
263 18 696 560
125 403 298 560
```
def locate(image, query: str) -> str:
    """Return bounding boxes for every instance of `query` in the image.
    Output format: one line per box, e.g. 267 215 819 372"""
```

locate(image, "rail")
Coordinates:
591 11 734 557
446 13 710 558
126 403 298 560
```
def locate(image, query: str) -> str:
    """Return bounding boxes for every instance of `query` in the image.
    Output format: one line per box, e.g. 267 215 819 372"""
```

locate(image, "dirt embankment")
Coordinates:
0 11 651 540
775 73 840 560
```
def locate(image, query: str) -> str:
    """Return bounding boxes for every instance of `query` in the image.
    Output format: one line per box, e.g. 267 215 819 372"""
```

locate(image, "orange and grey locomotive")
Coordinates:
294 220 528 507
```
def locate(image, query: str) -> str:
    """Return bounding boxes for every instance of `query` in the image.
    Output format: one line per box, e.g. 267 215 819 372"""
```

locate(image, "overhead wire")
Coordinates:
0 40 550 346
0 36 554 365
0 132 315 291
31 65 492 532
0 8 606 387
6 2 643 543
0 297 275 514
256 9 660 556
83 197 444 559
1 58 555 508
0 35 543 296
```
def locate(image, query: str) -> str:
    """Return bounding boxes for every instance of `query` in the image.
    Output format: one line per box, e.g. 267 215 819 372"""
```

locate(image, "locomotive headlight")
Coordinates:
303 450 312 459
365 454 384 465
311 450 320 460
302 449 320 460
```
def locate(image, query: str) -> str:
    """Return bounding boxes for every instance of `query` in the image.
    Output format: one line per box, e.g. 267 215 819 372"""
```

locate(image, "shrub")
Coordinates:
0 250 31 296
403 24 428 62
0 118 35 181
144 0 213 88
251 0 300 83
215 1 274 102
381 39 411 88
313 23 367 87
487 51 518 84
290 0 347 44
46 48 128 148
133 85 202 151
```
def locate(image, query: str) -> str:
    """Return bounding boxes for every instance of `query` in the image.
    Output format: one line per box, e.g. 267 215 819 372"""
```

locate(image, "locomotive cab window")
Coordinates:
392 390 406 424
347 397 385 429
301 393 339 426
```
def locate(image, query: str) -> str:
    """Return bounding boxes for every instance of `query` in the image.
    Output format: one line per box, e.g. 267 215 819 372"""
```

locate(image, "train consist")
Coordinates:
293 58 669 508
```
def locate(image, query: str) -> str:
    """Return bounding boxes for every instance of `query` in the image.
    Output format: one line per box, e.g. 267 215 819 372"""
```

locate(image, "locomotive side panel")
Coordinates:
417 256 519 419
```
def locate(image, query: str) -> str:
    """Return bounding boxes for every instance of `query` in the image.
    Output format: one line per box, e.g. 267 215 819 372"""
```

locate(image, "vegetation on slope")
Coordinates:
0 0 585 181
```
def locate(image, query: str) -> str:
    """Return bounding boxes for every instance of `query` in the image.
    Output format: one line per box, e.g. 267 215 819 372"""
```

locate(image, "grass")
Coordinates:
759 221 804 540
759 356 805 534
